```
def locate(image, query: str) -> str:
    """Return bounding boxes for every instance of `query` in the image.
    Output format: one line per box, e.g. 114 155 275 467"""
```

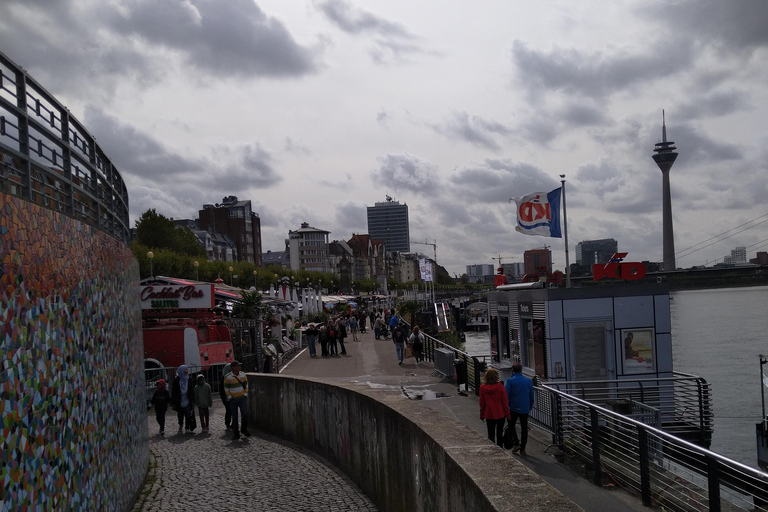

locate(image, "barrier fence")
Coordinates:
533 383 768 511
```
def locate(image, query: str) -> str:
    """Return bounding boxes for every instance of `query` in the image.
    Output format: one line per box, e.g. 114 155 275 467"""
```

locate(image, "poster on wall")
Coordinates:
622 328 655 374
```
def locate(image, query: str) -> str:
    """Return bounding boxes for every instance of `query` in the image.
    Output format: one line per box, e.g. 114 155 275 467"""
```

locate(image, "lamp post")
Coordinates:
147 251 154 278
229 266 233 286
193 260 199 281
253 270 258 289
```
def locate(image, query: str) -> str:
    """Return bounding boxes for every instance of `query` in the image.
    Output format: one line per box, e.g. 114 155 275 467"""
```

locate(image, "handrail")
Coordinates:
537 383 768 511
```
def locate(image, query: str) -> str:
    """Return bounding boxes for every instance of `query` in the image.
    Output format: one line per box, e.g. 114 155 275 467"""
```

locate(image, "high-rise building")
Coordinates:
575 238 619 265
524 247 552 274
197 196 262 265
367 196 410 254
723 247 747 266
286 222 331 273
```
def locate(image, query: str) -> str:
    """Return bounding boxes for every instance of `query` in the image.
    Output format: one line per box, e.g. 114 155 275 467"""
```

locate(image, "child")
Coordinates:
194 374 213 432
151 379 171 435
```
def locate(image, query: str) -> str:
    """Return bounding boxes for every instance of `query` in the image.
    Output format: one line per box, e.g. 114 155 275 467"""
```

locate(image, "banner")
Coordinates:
511 188 562 238
419 258 434 282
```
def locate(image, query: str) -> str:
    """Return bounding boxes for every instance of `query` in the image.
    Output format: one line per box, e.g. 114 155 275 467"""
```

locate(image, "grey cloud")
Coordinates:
318 0 425 63
639 0 768 54
561 104 609 128
512 39 695 100
220 144 283 189
675 90 750 121
318 0 411 38
450 160 556 203
377 109 392 127
648 123 742 166
84 107 206 182
334 202 368 234
107 0 318 78
516 102 610 145
371 153 441 193
284 138 312 156
432 112 512 150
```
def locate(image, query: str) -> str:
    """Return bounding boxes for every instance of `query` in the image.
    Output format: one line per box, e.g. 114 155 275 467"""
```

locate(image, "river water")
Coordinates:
463 285 768 468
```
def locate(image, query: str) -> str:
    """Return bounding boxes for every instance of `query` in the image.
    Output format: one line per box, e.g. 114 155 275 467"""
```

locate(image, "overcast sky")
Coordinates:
2 0 766 275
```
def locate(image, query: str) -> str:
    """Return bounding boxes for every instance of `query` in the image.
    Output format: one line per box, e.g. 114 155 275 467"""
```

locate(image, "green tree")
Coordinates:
134 208 206 257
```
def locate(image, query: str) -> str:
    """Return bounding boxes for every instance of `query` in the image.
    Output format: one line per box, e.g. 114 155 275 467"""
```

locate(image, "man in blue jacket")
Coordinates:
504 362 535 455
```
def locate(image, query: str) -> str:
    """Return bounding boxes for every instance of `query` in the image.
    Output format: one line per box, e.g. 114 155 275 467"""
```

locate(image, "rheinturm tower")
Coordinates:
652 110 679 271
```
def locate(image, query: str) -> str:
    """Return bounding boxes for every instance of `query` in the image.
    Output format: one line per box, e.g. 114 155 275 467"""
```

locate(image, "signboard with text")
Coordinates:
140 284 215 310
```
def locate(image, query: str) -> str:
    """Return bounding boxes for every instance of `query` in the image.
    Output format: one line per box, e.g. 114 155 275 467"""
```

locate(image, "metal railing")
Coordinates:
534 384 768 511
535 373 713 447
0 50 130 245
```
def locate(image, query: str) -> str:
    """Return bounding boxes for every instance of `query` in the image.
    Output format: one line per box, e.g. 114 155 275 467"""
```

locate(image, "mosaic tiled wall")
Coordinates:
1 193 147 511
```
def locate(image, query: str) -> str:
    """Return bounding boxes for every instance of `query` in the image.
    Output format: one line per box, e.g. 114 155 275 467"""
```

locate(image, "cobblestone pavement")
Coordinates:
132 403 377 512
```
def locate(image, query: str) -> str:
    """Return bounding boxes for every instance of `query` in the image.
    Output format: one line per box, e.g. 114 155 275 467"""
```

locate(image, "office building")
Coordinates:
367 196 410 254
286 222 331 273
575 238 619 265
524 247 552 275
197 196 262 265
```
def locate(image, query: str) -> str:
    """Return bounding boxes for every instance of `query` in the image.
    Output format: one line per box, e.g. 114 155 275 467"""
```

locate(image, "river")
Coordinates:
463 285 768 468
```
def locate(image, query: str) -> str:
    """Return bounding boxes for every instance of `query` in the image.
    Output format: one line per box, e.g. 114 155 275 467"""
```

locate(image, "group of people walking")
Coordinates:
150 361 250 441
478 363 535 455
303 315 354 357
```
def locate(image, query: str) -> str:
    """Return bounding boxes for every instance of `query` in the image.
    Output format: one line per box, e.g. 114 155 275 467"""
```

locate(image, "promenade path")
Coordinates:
132 325 650 511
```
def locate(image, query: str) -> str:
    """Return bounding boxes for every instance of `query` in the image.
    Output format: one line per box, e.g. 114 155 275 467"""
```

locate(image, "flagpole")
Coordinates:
560 175 571 288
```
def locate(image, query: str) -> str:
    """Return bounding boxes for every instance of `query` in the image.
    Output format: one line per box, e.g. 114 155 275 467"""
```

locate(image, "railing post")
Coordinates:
707 456 721 512
590 407 602 486
638 428 652 506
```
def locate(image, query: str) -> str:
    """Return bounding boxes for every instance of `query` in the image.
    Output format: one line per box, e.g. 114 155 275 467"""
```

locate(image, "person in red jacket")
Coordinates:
479 367 511 447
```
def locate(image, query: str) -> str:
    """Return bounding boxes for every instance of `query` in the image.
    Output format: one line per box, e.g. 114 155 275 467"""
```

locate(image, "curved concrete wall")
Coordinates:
1 193 146 511
249 374 580 512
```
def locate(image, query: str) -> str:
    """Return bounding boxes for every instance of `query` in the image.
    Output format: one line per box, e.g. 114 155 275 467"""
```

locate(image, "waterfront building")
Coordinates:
347 234 387 281
723 246 747 266
286 222 331 273
466 264 494 283
367 196 410 254
329 240 355 278
524 247 552 275
262 250 289 267
652 111 679 271
197 196 262 265
575 238 618 265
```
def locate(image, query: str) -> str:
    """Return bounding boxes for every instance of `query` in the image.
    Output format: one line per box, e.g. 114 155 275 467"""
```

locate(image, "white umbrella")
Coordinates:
268 284 275 298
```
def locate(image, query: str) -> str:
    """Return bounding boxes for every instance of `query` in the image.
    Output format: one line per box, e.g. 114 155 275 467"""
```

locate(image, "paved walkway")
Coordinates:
132 402 377 511
281 326 650 512
133 325 650 511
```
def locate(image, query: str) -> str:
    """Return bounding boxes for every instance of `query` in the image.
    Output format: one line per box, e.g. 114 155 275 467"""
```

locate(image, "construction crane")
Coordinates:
492 255 515 266
412 239 437 263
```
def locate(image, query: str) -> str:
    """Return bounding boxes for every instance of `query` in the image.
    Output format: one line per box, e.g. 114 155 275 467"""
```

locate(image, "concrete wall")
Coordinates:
249 374 580 512
0 193 147 511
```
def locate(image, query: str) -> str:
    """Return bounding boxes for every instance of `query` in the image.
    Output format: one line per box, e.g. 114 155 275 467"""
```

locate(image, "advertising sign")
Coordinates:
140 284 215 310
622 328 655 374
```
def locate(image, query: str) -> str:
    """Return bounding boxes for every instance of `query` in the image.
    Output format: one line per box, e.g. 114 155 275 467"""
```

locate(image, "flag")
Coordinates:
511 188 562 238
419 258 434 282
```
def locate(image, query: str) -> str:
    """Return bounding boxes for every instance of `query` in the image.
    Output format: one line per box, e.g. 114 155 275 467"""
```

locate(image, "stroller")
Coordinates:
380 326 390 340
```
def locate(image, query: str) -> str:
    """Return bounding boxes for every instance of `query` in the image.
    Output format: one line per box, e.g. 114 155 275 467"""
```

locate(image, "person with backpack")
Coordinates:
409 326 425 365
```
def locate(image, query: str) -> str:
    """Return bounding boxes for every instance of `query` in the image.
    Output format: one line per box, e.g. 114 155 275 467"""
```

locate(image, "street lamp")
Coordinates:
147 251 154 278
193 260 199 281
229 266 234 286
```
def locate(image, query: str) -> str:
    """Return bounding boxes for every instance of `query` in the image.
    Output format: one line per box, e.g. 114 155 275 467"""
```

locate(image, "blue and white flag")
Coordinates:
419 258 434 282
511 188 562 238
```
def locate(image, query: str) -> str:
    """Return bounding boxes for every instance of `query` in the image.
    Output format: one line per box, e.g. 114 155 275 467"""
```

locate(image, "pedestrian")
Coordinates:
151 378 171 435
327 321 338 356
392 322 408 365
224 361 250 440
306 323 319 357
409 326 425 365
359 311 367 333
337 319 348 355
171 365 196 434
505 362 535 455
388 309 399 332
194 373 213 432
369 310 376 332
479 368 511 447
374 315 384 340
349 315 359 341
318 325 329 357
219 363 232 430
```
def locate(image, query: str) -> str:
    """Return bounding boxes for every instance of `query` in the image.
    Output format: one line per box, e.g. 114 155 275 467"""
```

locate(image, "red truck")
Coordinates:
141 283 235 370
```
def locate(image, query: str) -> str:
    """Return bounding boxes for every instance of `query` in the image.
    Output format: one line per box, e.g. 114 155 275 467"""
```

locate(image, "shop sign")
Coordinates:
140 284 214 309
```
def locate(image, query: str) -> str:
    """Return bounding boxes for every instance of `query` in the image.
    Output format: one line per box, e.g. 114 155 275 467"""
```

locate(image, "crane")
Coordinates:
492 255 515 265
411 239 437 264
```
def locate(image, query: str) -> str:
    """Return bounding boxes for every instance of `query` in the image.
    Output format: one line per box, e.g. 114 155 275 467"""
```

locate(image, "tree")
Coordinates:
134 208 206 257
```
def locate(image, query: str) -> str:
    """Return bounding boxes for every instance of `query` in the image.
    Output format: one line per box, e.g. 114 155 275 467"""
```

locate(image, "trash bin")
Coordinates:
454 359 467 385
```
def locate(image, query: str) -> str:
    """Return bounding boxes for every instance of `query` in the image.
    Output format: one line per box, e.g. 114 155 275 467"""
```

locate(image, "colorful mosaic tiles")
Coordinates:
1 193 147 511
